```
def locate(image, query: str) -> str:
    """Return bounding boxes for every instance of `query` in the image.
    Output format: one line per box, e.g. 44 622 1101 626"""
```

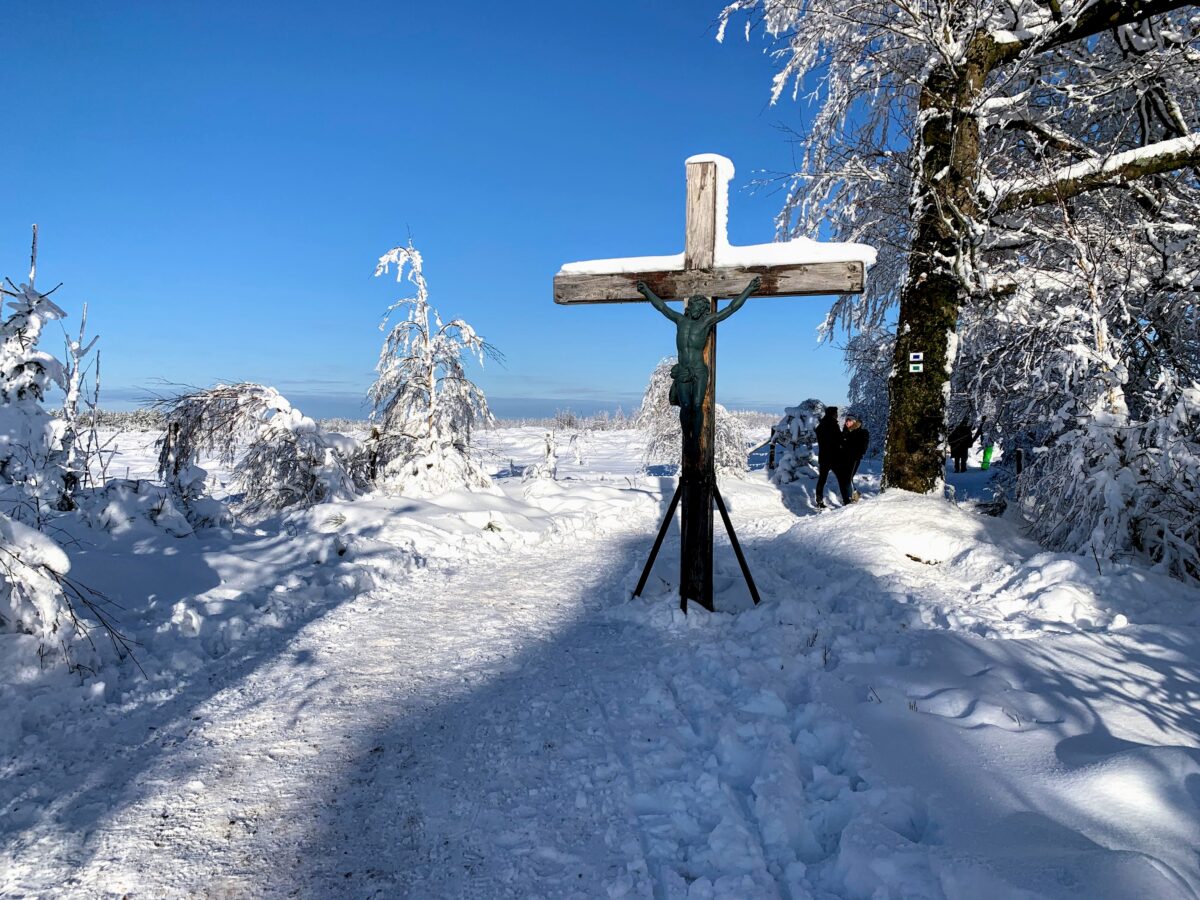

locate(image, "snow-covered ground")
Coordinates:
3 427 1199 898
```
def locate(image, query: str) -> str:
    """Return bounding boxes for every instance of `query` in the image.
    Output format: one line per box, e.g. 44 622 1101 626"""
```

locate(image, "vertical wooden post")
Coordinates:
680 159 718 612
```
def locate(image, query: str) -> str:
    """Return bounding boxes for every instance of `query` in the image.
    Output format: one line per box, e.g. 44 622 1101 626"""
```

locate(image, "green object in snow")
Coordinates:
981 445 995 470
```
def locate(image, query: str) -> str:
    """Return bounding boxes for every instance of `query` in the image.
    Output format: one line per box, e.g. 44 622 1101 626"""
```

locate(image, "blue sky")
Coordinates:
2 1 856 420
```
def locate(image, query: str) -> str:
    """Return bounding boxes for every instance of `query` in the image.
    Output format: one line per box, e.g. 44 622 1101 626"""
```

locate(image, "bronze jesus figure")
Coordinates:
636 276 760 449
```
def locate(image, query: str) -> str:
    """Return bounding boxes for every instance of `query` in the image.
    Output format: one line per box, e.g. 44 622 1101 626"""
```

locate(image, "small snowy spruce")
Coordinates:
635 357 748 476
0 265 69 515
0 229 113 669
370 242 498 496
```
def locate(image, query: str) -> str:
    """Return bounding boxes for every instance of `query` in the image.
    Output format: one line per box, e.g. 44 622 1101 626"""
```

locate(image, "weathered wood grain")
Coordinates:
553 261 865 304
685 160 717 271
683 160 718 611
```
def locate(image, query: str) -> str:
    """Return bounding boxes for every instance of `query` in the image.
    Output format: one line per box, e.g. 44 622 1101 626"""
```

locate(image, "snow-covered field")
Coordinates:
3 427 1199 899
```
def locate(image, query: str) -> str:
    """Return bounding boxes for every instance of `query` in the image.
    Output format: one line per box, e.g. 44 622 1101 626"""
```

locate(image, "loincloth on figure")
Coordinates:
669 362 704 407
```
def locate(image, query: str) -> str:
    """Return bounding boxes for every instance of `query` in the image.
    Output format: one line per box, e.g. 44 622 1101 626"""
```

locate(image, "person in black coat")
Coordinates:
813 406 841 509
835 413 869 503
948 418 973 473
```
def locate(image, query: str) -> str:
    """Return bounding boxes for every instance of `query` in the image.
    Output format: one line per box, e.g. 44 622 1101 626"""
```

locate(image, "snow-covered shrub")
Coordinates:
635 357 748 476
953 221 1200 580
370 242 497 496
522 431 558 482
768 399 824 484
240 406 364 513
0 511 101 672
1017 399 1137 562
83 478 194 538
1136 384 1200 580
1018 383 1200 582
155 383 364 518
568 431 585 465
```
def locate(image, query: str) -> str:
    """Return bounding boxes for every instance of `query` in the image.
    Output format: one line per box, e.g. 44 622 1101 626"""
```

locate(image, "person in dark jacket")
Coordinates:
948 418 973 473
836 413 869 503
813 406 841 509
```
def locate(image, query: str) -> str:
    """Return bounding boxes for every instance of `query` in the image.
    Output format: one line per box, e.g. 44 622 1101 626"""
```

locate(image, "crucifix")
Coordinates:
554 154 868 612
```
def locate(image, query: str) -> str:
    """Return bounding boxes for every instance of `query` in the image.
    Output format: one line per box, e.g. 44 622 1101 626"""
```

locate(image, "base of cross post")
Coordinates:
679 471 715 613
632 482 682 600
631 475 760 614
713 483 760 606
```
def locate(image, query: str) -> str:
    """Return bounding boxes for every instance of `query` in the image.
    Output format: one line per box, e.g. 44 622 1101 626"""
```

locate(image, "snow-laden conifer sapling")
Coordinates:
370 241 499 496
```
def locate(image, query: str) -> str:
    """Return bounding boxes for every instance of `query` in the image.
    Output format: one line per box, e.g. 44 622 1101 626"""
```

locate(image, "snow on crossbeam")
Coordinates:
554 153 874 304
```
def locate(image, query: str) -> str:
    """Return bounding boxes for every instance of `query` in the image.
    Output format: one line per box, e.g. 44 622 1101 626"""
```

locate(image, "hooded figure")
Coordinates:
948 418 973 473
835 413 869 503
814 406 842 508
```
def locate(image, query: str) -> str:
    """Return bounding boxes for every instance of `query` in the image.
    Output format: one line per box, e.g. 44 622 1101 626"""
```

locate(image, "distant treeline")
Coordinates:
57 407 780 434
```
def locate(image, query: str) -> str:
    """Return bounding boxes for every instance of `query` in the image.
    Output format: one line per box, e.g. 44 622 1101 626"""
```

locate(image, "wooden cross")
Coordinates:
554 154 866 612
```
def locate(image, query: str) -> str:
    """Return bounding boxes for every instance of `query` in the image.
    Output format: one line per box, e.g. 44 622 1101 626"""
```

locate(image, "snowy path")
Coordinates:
5 464 1200 899
7 519 669 897
3 481 881 900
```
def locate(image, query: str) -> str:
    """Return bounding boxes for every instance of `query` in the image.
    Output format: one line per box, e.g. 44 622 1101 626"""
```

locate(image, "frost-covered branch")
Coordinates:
991 0 1197 65
995 133 1200 212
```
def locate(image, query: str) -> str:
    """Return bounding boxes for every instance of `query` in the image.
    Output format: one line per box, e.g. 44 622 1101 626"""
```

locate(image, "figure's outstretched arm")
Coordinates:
637 280 682 322
712 275 761 324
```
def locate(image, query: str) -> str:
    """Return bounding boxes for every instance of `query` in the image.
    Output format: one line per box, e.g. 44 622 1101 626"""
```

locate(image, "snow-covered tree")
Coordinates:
0 239 69 516
370 242 498 495
635 357 749 475
720 0 1200 492
156 383 364 517
1012 381 1200 580
57 304 101 499
844 328 892 459
768 398 824 484
0 230 134 668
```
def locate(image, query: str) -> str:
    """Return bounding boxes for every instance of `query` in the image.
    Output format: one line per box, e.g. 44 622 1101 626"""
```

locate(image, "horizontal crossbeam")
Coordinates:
553 261 864 305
